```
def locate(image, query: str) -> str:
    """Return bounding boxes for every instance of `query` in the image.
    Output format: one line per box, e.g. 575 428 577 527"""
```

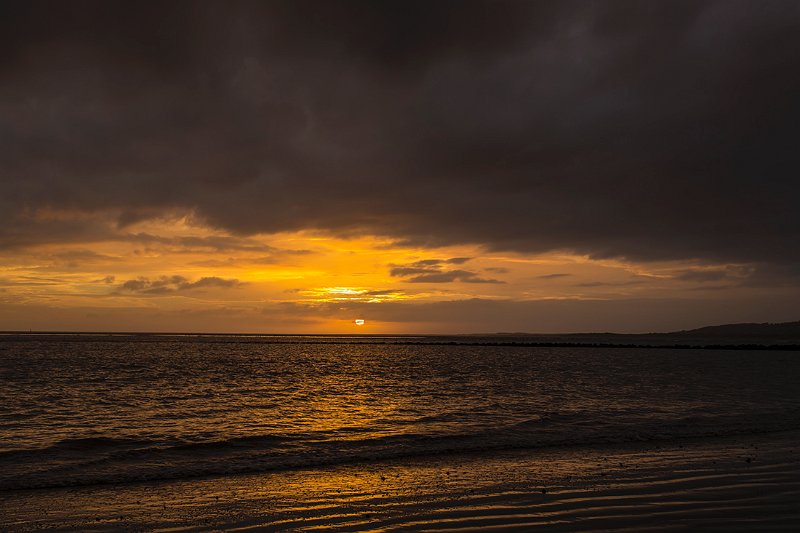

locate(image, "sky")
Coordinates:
1 0 799 334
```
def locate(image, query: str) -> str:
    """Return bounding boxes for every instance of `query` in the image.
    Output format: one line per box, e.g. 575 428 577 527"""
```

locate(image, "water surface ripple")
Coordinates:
1 338 798 489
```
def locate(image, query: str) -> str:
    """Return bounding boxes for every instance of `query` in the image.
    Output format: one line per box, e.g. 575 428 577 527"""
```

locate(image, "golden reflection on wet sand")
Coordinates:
2 431 798 531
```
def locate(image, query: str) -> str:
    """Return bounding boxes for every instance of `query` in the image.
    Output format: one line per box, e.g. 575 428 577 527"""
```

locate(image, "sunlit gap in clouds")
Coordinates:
0 210 779 334
301 287 410 304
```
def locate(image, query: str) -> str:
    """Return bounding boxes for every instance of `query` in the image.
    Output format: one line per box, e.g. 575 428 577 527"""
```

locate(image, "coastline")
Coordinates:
3 430 799 531
4 331 799 351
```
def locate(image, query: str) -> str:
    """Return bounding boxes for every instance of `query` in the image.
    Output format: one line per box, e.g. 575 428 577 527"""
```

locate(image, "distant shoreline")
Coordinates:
1 332 798 351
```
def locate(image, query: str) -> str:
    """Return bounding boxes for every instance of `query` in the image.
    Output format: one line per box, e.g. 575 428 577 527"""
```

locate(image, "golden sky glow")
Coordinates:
1 211 793 334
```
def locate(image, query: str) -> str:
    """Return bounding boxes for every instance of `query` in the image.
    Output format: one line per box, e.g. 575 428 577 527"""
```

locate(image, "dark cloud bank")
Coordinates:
2 1 799 270
117 275 243 295
389 257 504 283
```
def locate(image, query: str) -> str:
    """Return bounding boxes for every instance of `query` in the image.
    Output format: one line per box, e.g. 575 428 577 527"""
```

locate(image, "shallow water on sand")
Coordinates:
1 336 799 489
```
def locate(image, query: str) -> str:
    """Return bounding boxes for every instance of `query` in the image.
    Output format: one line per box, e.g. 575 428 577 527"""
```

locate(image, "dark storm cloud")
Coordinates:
50 250 117 263
121 233 311 255
117 275 243 295
575 280 647 288
389 258 472 276
389 258 504 283
2 1 800 268
674 269 729 282
739 263 800 288
18 249 122 272
406 270 504 284
390 257 472 275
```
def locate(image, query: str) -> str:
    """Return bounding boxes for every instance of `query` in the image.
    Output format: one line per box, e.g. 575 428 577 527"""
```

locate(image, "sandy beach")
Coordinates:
2 430 798 531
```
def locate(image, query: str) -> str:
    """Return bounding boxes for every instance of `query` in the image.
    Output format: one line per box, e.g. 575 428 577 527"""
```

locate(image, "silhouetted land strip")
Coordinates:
1 332 799 351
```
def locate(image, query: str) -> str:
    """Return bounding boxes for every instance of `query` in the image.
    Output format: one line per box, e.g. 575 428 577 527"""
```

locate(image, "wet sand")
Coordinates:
2 430 799 531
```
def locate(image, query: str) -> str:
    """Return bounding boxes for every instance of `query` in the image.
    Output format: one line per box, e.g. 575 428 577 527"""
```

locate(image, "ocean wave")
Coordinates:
2 416 799 491
170 434 295 451
0 436 154 458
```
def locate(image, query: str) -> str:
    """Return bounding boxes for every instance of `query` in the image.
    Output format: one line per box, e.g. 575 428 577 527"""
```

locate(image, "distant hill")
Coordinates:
491 320 800 346
665 321 800 339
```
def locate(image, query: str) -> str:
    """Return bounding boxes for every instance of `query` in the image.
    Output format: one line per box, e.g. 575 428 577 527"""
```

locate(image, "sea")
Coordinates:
1 334 799 491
